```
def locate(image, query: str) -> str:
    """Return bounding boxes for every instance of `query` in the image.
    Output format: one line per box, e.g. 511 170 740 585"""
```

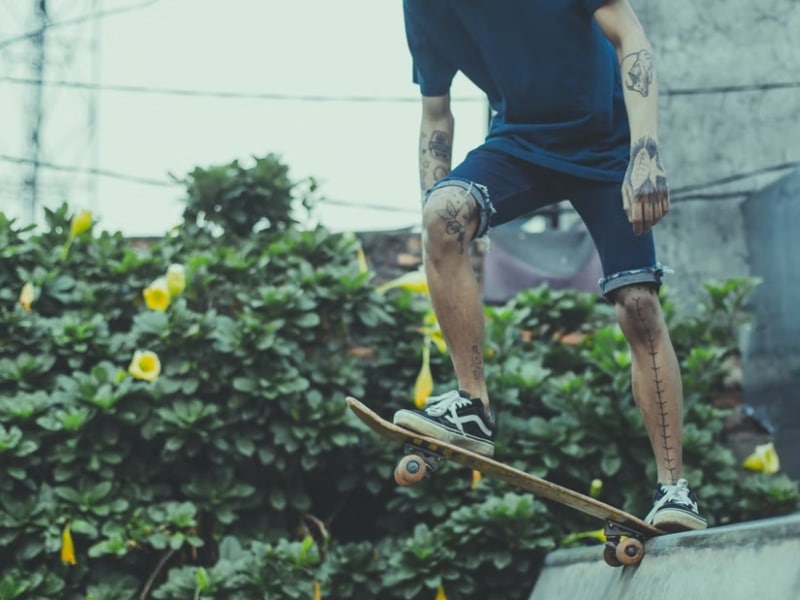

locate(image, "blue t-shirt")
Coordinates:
403 0 630 181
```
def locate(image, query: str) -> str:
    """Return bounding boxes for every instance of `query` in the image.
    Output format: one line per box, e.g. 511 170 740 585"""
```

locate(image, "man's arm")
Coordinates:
419 94 455 195
594 0 669 235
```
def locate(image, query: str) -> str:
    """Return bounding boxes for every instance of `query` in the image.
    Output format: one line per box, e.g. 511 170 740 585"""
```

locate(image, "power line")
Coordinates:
0 153 420 214
2 152 796 218
0 153 177 187
0 75 476 103
663 81 800 96
3 75 798 103
0 0 161 50
671 161 800 197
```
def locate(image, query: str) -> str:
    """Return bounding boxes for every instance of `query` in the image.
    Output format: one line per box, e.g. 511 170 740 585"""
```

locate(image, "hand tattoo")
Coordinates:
627 136 667 196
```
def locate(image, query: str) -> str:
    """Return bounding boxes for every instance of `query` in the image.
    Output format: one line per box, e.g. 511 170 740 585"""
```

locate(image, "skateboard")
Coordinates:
346 396 663 567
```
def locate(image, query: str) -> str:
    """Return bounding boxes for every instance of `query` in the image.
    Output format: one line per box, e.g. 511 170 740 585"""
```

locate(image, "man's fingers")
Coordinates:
661 187 671 217
622 185 632 221
632 196 644 235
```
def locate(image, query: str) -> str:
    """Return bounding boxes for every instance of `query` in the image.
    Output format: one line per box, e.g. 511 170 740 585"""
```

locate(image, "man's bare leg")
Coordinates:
614 284 683 484
421 185 489 409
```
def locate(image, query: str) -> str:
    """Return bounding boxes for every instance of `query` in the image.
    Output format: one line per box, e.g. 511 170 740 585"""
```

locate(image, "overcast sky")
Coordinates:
0 0 489 236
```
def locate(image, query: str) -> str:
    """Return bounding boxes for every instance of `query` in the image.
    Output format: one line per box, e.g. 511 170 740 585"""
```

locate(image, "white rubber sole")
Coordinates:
651 507 708 531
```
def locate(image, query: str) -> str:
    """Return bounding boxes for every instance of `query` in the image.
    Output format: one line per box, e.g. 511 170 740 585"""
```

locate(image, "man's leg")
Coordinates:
421 184 488 408
393 151 552 454
393 181 498 455
612 284 682 485
567 173 706 529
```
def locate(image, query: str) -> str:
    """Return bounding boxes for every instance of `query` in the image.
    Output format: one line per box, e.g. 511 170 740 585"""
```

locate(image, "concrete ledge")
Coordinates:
530 514 800 600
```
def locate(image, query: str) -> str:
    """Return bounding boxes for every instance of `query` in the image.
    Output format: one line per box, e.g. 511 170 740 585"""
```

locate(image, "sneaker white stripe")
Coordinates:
445 413 493 437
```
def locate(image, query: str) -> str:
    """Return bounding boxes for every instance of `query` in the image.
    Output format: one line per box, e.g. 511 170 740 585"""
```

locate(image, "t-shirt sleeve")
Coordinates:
403 6 457 96
580 0 610 14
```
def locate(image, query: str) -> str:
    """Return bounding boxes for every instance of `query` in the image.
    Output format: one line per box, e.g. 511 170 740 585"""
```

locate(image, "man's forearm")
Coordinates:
418 114 454 194
617 36 659 145
617 37 668 197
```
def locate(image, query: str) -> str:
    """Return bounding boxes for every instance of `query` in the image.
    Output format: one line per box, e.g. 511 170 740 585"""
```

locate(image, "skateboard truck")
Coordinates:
394 443 443 485
603 520 646 567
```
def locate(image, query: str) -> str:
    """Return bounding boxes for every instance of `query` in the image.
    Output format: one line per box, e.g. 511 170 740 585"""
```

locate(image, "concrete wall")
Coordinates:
634 0 800 311
530 514 800 600
741 171 800 479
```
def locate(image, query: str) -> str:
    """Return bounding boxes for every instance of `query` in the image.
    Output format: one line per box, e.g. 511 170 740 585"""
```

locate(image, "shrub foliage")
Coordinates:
1 154 797 599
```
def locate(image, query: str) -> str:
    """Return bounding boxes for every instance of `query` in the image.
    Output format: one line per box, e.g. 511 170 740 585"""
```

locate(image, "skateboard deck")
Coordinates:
346 395 663 567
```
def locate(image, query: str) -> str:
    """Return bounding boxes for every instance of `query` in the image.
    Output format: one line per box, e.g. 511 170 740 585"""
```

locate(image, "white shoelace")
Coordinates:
664 479 695 507
422 390 471 416
645 478 697 522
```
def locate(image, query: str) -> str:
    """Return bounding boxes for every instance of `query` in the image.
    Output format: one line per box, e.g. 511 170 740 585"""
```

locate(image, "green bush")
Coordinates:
0 154 797 599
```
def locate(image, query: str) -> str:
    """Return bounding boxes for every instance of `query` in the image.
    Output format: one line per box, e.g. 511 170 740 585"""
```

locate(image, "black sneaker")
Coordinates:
393 390 496 456
644 478 707 532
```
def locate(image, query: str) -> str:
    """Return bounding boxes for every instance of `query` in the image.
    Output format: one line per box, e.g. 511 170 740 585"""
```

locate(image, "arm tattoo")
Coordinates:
627 136 667 196
433 166 450 181
420 130 451 190
428 130 452 161
623 49 654 97
419 158 431 189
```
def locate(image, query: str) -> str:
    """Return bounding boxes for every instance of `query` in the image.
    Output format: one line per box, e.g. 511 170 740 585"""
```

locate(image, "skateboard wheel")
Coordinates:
395 455 427 486
603 544 622 567
615 537 644 566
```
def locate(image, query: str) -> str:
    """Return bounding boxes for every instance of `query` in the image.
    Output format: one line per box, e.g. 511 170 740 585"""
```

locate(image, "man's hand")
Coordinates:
623 135 670 235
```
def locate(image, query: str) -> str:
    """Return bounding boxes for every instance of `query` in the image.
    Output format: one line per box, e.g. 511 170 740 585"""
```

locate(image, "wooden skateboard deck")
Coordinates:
346 395 663 567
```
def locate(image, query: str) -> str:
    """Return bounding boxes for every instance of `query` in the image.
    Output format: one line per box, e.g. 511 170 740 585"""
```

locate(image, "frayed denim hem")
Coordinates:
598 263 672 298
425 177 497 239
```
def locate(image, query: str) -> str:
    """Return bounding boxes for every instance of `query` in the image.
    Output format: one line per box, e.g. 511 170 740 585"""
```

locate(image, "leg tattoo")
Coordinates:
634 296 677 482
436 192 476 254
471 344 484 384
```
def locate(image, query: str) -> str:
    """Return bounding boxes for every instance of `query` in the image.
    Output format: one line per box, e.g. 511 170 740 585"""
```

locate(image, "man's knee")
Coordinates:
612 284 667 342
422 185 480 257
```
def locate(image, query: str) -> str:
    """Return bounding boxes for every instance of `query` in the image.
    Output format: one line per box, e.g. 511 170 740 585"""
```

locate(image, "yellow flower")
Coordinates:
61 523 76 565
165 264 186 297
471 470 482 489
19 282 35 312
143 277 171 311
428 330 447 354
128 350 161 382
589 478 603 498
356 245 369 274
60 209 94 260
377 270 429 295
560 528 606 546
70 210 93 237
743 442 780 474
414 344 433 408
420 311 447 353
435 585 447 600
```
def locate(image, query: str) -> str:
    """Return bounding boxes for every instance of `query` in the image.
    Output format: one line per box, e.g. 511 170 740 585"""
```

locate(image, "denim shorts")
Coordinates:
425 146 664 297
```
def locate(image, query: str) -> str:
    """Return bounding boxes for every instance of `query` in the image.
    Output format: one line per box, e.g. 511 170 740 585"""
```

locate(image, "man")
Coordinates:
393 0 706 531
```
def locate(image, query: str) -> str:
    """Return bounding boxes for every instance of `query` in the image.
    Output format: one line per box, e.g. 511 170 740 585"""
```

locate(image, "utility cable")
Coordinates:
0 0 162 50
2 75 798 103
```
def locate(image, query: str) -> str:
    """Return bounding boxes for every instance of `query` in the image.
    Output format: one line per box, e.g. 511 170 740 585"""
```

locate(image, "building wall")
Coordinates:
634 0 800 311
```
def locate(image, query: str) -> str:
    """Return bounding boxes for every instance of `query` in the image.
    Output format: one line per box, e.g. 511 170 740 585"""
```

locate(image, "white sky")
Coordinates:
0 0 490 236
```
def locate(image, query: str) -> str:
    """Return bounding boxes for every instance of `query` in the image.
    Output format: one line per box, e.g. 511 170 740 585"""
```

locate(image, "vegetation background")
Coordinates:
1 155 797 599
